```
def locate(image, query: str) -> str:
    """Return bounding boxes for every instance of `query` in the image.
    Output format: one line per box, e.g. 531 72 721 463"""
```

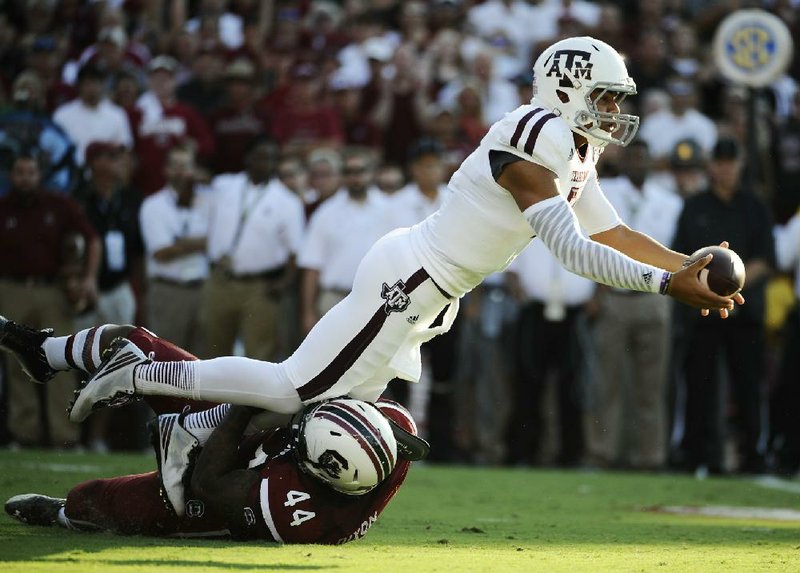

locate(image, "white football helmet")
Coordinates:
292 398 397 495
532 36 639 147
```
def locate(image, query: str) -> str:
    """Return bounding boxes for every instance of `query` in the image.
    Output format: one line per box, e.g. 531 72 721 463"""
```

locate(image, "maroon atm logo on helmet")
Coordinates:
545 49 594 88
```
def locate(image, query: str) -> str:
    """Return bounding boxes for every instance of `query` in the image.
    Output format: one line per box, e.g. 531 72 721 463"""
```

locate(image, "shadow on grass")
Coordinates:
0 525 337 569
26 558 331 570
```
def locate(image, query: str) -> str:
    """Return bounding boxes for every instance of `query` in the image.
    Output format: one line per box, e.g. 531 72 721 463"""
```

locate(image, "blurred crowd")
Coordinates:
0 0 799 477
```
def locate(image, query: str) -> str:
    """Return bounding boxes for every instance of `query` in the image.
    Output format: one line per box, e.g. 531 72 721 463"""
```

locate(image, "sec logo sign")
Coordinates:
713 9 793 87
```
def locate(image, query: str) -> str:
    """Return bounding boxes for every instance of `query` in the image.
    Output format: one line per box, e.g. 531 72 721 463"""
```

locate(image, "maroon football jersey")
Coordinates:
244 401 413 545
122 328 414 544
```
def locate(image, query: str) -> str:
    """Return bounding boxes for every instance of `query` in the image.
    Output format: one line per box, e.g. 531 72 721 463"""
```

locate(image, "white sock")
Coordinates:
182 404 231 445
42 326 110 374
134 357 302 414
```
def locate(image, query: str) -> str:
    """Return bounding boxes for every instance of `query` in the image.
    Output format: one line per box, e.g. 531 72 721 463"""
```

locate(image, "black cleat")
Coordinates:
5 494 66 527
0 316 56 384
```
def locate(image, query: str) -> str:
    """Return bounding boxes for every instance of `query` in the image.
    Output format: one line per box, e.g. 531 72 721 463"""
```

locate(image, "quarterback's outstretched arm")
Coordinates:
591 224 687 272
498 160 734 311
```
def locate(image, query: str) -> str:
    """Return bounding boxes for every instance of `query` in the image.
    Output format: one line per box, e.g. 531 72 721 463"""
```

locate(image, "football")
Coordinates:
687 246 746 296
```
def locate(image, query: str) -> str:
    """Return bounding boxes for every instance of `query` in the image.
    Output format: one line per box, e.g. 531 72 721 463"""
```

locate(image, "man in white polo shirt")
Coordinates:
139 145 210 356
53 64 133 166
389 139 451 227
299 149 395 334
204 136 305 360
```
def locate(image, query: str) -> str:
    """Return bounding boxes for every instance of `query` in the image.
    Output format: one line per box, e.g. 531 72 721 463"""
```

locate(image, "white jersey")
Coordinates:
409 100 621 297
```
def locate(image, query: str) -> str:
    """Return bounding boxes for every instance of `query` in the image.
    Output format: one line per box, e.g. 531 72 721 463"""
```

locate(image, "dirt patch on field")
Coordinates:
648 505 800 521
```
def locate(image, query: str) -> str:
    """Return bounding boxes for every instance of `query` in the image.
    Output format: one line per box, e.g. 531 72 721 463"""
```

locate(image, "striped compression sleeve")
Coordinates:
524 195 672 294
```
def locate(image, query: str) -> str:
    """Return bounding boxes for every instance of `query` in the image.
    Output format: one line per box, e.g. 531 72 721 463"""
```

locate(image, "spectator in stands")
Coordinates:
437 47 517 126
390 139 458 462
669 21 702 82
466 0 536 78
24 35 74 113
373 44 430 164
429 0 465 33
72 141 143 453
184 0 246 51
0 71 78 195
270 62 344 158
452 271 513 465
133 55 214 196
391 138 450 227
139 145 209 357
329 72 383 152
204 137 304 359
73 141 142 335
638 77 717 169
506 240 595 467
176 47 226 117
375 161 406 196
424 29 465 97
303 148 343 217
625 29 674 100
0 152 99 448
668 138 708 199
298 148 393 333
672 138 775 475
111 70 142 113
53 64 133 166
208 58 269 175
425 105 473 179
772 90 800 222
588 140 683 471
80 26 147 89
397 1 431 51
771 203 800 474
276 155 309 198
716 86 774 197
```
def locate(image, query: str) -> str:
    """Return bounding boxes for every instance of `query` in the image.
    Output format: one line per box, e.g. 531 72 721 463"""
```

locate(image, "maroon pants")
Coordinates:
64 328 226 537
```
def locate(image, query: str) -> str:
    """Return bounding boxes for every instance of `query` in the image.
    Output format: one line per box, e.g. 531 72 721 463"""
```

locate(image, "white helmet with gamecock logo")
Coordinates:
291 398 397 495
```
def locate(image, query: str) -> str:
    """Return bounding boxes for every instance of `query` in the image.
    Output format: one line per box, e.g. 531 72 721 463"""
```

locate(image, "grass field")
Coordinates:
1 450 799 572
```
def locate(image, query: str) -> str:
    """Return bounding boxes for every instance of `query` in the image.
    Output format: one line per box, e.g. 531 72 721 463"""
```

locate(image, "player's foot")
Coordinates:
5 494 66 527
0 315 56 384
148 411 200 517
68 337 150 423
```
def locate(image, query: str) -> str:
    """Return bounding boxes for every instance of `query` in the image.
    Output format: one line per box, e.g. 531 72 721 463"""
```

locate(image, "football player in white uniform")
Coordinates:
56 37 742 424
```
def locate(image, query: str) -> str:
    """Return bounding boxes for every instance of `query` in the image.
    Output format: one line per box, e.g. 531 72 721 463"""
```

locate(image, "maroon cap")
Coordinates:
85 141 123 163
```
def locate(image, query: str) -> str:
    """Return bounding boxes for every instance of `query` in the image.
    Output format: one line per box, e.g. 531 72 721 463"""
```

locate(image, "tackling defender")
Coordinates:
2 324 422 544
34 37 749 438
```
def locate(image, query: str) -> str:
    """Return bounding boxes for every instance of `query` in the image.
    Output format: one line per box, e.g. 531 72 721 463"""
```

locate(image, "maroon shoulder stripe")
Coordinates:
523 112 557 155
297 268 431 402
509 108 541 149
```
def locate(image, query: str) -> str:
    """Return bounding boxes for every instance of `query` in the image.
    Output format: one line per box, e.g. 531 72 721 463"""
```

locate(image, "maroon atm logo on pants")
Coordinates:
381 280 411 315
